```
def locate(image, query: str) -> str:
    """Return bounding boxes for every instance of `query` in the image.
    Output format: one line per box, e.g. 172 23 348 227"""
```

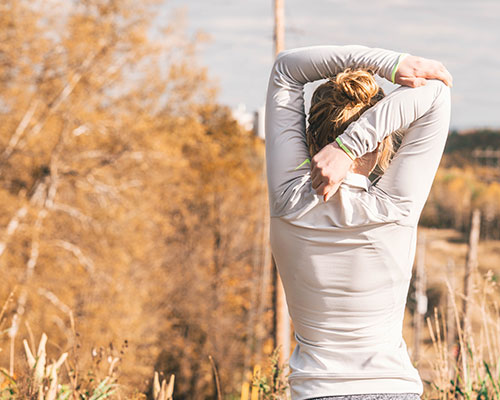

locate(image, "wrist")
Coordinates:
391 53 410 84
334 137 356 161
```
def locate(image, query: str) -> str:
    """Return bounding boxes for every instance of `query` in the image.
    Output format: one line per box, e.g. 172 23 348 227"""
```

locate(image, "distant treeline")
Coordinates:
443 129 500 168
419 129 500 239
446 129 500 153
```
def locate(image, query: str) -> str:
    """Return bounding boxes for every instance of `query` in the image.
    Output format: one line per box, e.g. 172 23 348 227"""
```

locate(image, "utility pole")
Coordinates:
272 0 291 365
462 209 481 339
458 209 480 380
274 0 285 56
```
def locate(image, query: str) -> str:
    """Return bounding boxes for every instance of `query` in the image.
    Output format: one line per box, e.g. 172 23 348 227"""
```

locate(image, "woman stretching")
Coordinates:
264 45 452 400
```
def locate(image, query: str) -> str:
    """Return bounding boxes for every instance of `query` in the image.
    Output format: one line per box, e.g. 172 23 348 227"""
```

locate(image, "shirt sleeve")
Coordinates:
336 80 451 226
265 45 403 217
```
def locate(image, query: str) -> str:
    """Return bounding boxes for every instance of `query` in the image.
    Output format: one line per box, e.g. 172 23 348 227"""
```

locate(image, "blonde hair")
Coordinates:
306 68 399 173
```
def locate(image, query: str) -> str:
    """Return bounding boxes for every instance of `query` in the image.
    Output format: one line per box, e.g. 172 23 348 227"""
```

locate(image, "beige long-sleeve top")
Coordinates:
265 45 451 399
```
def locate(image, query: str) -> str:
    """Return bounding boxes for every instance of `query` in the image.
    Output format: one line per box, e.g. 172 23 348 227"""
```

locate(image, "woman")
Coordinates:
264 45 452 400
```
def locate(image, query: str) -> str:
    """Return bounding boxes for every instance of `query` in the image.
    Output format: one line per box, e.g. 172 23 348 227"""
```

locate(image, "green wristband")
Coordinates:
391 53 409 84
335 137 356 161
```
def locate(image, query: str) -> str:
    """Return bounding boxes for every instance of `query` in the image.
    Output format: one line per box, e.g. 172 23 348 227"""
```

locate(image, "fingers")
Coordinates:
311 157 331 192
397 76 427 88
324 182 341 202
315 181 328 196
397 56 453 88
311 172 325 190
324 188 334 202
414 77 427 87
311 169 337 196
425 61 453 87
316 180 342 200
313 179 336 197
310 142 353 198
436 66 453 87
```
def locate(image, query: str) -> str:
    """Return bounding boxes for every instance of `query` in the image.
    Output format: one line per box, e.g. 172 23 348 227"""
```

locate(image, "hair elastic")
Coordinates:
391 53 410 84
335 137 356 160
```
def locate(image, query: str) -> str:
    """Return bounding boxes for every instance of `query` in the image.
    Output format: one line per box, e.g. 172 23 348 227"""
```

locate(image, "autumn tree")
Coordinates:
0 1 269 398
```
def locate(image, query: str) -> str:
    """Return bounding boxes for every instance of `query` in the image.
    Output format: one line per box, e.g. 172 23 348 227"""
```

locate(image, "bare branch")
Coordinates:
37 287 72 316
0 206 28 258
50 202 95 226
53 239 95 274
1 99 40 161
2 44 113 164
86 174 121 199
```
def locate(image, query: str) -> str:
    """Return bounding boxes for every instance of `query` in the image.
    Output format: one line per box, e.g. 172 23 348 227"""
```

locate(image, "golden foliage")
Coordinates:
422 165 500 238
0 1 268 398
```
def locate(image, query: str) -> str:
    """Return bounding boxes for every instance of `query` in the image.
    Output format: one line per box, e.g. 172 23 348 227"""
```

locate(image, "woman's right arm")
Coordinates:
337 80 451 226
266 46 453 216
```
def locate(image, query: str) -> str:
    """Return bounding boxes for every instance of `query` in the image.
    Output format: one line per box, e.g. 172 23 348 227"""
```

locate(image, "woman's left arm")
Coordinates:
265 45 402 217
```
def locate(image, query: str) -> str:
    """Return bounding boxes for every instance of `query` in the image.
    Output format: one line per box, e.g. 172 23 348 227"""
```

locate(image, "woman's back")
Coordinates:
271 175 421 398
265 45 451 399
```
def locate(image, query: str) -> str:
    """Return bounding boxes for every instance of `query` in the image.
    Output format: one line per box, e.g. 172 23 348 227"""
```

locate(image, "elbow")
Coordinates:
428 79 451 114
269 48 306 88
429 79 451 100
273 48 300 73
269 52 295 88
275 48 295 62
271 50 290 76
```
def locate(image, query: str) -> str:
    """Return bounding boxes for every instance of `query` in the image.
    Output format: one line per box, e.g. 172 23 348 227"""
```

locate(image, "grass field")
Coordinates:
403 226 500 398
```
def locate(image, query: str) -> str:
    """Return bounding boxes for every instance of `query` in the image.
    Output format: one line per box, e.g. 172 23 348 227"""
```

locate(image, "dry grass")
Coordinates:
402 227 500 399
423 269 500 399
0 292 175 400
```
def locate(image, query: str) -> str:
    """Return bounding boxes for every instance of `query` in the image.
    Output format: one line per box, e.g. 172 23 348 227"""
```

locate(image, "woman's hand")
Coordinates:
311 54 453 201
311 141 354 202
395 55 453 88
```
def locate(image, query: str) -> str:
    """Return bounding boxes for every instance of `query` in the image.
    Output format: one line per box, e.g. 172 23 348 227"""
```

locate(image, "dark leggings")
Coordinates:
307 393 421 400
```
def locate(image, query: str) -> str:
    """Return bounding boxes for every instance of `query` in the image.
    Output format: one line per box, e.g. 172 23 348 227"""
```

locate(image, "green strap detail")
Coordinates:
294 158 311 170
391 53 409 84
335 137 356 160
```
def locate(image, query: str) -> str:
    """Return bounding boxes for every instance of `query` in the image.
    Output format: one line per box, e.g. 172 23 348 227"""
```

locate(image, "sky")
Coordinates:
162 0 500 130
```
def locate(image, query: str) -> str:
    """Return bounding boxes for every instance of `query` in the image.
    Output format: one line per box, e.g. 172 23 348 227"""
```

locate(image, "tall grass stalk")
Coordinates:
424 269 500 399
0 294 174 400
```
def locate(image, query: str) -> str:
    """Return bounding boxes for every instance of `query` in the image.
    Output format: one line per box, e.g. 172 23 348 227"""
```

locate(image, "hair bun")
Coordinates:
336 69 379 105
307 68 386 160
